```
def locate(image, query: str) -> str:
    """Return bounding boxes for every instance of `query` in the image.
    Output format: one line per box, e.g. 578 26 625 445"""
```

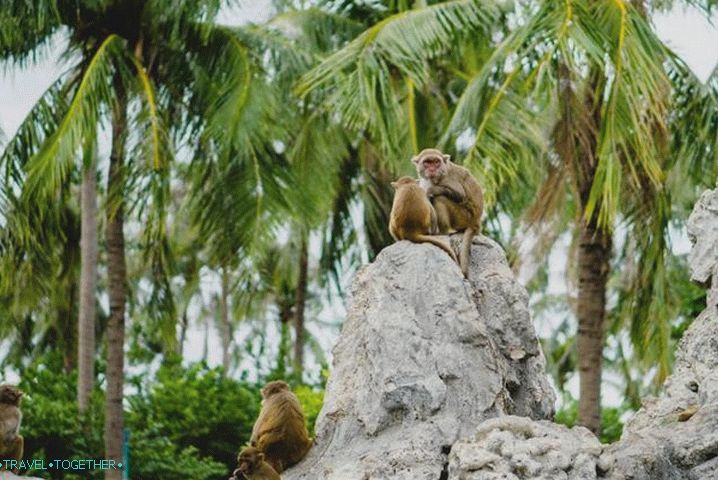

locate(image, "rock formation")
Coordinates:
285 236 554 480
287 186 718 480
0 472 42 479
448 186 718 480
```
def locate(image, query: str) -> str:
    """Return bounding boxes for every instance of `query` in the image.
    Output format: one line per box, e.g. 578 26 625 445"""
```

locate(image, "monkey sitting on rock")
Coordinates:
249 381 311 473
389 176 458 264
413 148 484 278
0 384 23 473
230 447 281 480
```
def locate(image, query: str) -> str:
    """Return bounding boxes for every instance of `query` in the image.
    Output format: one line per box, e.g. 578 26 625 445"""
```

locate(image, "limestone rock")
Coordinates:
448 416 605 480
284 235 555 480
450 186 718 480
595 186 718 479
687 187 718 306
0 473 43 480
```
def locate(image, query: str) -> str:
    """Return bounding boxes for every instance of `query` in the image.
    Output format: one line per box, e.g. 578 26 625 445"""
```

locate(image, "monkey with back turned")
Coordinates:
0 384 23 473
413 148 483 277
250 380 311 473
389 176 458 264
230 447 280 480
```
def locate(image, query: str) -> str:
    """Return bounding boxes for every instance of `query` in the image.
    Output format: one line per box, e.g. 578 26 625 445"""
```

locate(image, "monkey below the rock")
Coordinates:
231 447 280 480
250 380 311 473
413 148 483 277
0 384 23 472
389 176 458 264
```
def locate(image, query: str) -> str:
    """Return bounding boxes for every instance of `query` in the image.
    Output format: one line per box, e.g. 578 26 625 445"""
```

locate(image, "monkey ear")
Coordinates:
442 154 451 163
411 155 420 165
390 181 398 189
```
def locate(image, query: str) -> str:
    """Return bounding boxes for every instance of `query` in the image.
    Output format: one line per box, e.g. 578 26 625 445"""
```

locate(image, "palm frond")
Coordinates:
22 34 125 202
297 0 501 155
0 0 61 66
586 1 671 227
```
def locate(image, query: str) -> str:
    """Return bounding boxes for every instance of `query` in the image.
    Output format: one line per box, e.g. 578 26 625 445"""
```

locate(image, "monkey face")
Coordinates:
0 385 23 405
413 149 450 180
238 448 263 474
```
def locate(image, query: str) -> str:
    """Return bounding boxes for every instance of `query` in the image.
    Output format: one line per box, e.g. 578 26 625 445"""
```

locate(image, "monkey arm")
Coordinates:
7 436 22 461
427 184 465 203
254 425 285 450
1 416 19 444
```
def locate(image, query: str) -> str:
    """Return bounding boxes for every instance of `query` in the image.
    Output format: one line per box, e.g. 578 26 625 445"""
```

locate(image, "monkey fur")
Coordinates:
231 447 281 480
413 148 483 277
389 176 459 264
250 381 311 473
0 385 23 472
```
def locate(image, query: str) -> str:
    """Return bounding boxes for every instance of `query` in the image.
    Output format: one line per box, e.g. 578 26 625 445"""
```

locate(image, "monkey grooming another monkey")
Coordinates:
231 447 281 480
413 148 483 277
0 384 23 473
250 380 311 473
389 176 459 264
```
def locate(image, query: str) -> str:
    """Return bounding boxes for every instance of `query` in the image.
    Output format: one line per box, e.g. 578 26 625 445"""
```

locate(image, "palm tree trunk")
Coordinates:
78 157 97 412
58 279 77 373
219 267 231 375
177 309 188 356
105 89 128 480
576 216 611 434
293 236 308 379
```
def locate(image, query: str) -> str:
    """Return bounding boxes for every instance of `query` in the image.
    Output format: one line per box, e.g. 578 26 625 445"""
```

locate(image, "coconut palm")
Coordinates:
298 0 718 434
0 0 279 475
186 4 362 378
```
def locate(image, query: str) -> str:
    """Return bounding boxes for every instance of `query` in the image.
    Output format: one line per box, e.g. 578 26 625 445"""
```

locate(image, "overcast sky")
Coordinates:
1 3 717 137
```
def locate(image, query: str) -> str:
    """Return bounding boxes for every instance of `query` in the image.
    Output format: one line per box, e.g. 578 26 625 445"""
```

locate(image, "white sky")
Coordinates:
0 3 717 380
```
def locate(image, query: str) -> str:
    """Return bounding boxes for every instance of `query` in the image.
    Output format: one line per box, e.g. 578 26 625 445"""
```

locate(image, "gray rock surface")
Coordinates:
448 416 605 480
450 186 718 480
284 235 554 480
688 187 718 307
0 473 43 479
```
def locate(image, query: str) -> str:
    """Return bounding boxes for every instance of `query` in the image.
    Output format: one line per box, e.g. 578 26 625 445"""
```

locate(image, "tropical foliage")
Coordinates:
0 0 717 476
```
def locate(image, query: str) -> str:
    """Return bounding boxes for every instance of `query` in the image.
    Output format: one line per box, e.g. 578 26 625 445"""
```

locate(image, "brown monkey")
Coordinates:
0 385 23 472
250 381 311 473
413 148 483 277
389 176 458 264
231 447 281 480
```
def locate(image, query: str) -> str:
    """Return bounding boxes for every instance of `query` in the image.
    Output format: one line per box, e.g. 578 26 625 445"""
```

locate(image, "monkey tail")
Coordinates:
414 235 458 264
459 228 476 278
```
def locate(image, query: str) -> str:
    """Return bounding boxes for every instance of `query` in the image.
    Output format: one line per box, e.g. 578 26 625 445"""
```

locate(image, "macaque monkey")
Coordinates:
231 447 281 480
0 385 23 472
413 148 483 277
389 176 459 264
250 381 311 473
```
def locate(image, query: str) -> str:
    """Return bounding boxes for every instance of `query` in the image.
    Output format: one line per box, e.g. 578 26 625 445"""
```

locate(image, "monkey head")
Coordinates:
391 176 419 189
238 447 264 475
0 384 23 406
261 380 289 400
412 148 451 181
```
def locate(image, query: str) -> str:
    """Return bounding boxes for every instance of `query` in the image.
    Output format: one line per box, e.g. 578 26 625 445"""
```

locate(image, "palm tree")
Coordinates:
0 1 274 475
78 137 98 412
298 0 718 434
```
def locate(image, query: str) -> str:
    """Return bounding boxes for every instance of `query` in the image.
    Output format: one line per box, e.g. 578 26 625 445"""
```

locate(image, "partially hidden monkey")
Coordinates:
0 385 23 472
231 447 281 480
413 148 483 277
389 176 459 264
250 381 311 473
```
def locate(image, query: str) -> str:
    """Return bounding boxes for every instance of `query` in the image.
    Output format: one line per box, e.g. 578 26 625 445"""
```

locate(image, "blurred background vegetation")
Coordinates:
1 0 717 478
